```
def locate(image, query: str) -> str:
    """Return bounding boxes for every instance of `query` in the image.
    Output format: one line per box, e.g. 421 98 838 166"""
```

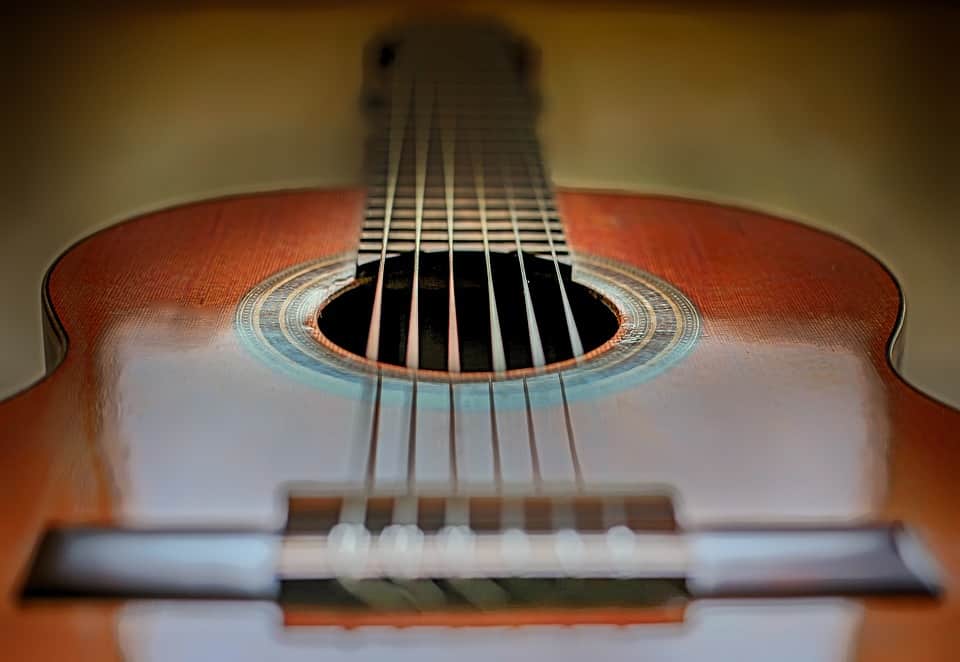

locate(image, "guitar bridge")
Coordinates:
22 490 942 627
279 492 686 624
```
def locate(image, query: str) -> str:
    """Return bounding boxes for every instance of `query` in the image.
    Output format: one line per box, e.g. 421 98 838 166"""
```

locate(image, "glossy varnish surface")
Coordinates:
1 188 958 660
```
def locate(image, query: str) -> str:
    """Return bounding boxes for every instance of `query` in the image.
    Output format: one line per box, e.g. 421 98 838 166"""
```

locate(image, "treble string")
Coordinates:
470 130 507 373
524 152 584 358
488 66 546 493
501 154 546 368
470 72 510 495
520 124 585 490
365 370 383 490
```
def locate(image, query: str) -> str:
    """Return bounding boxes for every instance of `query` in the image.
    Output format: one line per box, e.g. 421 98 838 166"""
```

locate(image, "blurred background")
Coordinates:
4 2 958 405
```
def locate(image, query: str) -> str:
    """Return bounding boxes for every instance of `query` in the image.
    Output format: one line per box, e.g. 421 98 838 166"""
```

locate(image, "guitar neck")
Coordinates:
358 22 570 266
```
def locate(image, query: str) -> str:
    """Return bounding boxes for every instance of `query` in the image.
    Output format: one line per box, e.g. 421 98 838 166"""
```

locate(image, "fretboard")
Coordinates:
358 24 571 266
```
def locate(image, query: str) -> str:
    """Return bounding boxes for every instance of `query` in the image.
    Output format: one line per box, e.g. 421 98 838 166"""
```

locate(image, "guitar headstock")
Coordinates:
360 17 541 115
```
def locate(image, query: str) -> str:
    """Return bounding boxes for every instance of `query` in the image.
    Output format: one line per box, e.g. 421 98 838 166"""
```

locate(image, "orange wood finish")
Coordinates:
282 605 685 628
1 188 958 661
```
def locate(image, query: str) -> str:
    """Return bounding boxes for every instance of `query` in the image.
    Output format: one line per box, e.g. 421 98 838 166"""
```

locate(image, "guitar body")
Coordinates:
2 188 958 660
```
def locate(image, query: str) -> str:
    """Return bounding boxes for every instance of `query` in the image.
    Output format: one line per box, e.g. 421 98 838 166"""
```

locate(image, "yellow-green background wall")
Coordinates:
5 3 958 404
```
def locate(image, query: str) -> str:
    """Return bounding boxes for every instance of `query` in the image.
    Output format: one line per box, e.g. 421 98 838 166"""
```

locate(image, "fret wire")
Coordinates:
370 186 554 194
363 220 562 230
359 246 570 255
368 181 553 190
362 231 566 243
368 219 559 229
366 205 558 217
366 210 558 222
367 171 550 182
358 242 571 254
366 198 554 211
366 188 556 203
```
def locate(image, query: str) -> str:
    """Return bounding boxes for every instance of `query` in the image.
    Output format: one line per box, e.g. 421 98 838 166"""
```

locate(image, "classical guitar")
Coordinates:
3 19 958 662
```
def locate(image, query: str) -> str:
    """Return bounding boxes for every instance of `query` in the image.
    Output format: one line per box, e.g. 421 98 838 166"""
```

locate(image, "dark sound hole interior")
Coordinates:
318 251 619 372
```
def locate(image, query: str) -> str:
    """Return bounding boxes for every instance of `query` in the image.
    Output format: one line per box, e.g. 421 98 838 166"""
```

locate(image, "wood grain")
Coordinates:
0 188 957 661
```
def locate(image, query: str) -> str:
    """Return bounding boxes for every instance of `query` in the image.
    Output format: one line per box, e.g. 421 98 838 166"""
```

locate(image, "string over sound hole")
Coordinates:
318 251 618 373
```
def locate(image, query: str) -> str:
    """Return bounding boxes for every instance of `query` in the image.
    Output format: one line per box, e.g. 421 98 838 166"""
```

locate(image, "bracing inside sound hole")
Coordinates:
318 251 619 373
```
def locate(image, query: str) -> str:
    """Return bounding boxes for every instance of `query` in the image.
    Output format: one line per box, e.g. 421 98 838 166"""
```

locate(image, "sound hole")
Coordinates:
318 252 619 373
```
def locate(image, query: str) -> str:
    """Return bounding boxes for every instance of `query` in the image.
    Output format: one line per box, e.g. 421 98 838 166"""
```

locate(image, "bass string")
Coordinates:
470 128 508 374
524 150 585 358
502 147 546 493
501 152 546 368
362 62 410 491
365 64 412 362
521 145 587 490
